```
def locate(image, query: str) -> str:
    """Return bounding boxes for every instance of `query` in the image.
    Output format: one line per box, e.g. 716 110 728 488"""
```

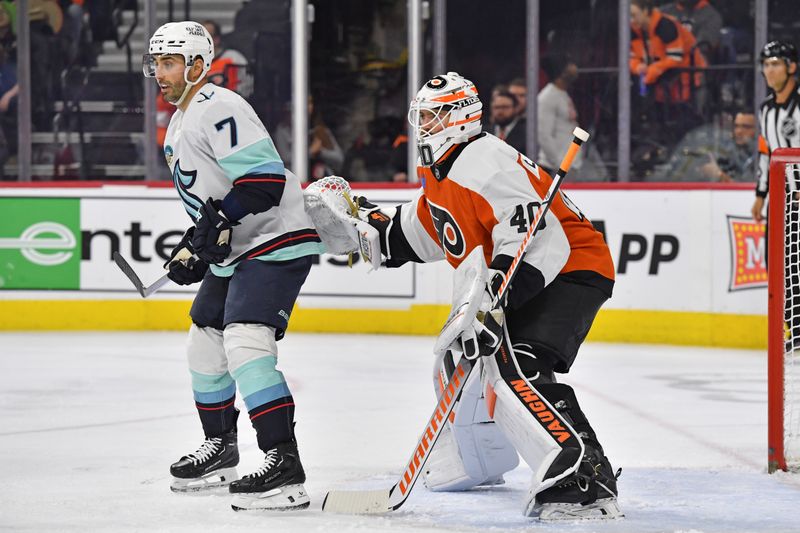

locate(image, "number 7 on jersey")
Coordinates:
215 117 238 148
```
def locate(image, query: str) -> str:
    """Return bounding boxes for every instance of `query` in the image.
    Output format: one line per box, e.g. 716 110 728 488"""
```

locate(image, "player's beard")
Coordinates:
163 80 187 104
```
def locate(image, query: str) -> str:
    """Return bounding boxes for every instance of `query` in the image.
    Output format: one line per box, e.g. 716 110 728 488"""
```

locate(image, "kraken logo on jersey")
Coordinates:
428 199 465 259
172 160 203 220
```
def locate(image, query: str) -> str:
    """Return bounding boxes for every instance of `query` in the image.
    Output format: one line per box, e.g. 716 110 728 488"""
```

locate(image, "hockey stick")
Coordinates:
112 230 229 298
321 127 590 514
113 251 174 298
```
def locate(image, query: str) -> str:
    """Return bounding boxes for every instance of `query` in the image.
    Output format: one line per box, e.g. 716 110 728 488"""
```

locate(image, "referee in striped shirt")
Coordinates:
752 40 800 222
753 40 800 348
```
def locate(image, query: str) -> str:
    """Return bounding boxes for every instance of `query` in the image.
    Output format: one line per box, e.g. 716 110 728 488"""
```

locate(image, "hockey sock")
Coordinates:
190 371 239 437
230 356 295 452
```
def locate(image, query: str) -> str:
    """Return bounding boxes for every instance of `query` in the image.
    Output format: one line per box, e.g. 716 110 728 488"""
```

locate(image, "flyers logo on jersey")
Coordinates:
427 200 465 258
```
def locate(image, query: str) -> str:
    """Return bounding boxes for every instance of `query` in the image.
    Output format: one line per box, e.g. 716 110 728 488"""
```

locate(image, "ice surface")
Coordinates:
1 332 798 532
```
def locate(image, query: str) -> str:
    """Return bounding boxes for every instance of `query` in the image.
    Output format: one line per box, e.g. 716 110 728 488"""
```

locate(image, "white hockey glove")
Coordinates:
462 272 505 359
303 176 382 270
434 247 506 360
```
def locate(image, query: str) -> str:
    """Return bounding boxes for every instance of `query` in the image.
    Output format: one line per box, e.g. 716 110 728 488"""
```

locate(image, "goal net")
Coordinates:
768 148 800 473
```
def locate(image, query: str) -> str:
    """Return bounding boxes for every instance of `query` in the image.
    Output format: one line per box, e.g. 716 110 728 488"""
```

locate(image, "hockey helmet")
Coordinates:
407 72 483 167
143 21 214 105
760 40 798 66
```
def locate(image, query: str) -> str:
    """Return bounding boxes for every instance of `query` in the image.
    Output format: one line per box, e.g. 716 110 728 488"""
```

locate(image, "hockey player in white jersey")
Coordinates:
349 72 621 520
143 21 324 511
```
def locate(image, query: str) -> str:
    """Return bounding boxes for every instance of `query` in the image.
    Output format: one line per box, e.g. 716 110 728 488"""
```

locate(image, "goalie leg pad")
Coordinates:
481 336 584 498
423 359 519 492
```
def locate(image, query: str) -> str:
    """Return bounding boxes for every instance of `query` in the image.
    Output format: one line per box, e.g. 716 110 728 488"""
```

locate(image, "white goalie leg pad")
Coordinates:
481 345 584 499
423 358 519 492
231 483 310 511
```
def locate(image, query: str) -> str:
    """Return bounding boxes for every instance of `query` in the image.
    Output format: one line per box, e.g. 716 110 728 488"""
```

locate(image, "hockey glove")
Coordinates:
164 227 208 285
193 198 235 264
458 270 505 359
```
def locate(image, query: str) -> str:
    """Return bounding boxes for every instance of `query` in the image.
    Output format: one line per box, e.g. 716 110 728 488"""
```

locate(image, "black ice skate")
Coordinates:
529 444 623 520
229 441 310 511
170 429 239 493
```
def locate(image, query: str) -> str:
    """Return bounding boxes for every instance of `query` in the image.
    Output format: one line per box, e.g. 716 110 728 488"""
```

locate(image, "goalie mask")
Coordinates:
408 72 483 167
142 21 214 106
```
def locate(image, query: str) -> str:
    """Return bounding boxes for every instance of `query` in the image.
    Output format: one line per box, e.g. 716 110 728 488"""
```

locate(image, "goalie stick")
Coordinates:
321 127 590 514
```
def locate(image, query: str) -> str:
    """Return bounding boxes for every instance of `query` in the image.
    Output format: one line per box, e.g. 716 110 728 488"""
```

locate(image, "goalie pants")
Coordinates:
187 256 312 452
505 275 609 375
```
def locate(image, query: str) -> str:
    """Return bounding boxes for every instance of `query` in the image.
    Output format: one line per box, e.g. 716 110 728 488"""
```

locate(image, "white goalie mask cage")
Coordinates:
142 21 214 105
407 72 483 167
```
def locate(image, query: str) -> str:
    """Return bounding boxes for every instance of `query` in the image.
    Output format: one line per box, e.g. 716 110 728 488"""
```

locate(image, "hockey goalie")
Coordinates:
308 72 621 520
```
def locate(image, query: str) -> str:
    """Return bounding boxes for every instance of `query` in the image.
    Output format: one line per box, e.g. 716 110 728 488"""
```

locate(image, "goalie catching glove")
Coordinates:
434 246 506 360
302 176 382 270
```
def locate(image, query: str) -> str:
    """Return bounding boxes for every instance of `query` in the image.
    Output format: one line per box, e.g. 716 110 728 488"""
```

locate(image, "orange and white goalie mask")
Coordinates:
407 72 483 167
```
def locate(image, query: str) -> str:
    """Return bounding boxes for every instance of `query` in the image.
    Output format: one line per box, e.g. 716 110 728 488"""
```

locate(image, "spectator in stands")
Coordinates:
538 54 608 180
0 1 14 49
538 55 580 175
630 0 705 104
660 0 722 56
59 0 86 64
274 95 344 181
508 77 527 117
488 88 526 153
0 40 17 114
202 20 252 99
700 111 757 182
0 36 15 175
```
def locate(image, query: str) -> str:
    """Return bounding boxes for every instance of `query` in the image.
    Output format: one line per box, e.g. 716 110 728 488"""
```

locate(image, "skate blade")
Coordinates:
170 467 239 493
534 498 624 521
231 483 310 511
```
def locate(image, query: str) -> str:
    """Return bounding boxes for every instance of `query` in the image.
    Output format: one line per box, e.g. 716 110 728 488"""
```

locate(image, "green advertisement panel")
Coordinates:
0 198 81 289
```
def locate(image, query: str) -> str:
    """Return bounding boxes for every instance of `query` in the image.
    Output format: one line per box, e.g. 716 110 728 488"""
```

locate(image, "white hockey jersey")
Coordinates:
163 84 324 273
388 133 614 296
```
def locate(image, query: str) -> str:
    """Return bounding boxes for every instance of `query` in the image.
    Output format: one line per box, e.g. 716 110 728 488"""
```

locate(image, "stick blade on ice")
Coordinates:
322 488 392 514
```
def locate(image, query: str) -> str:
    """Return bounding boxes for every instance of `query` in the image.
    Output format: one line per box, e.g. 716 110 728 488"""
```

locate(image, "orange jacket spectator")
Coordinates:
630 7 705 103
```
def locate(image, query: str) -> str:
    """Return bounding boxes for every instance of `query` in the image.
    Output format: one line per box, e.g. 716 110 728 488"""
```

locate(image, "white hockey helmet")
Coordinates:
407 72 483 167
142 21 214 105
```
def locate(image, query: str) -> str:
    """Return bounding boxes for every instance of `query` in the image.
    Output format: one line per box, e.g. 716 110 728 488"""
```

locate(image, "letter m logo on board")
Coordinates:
727 215 767 292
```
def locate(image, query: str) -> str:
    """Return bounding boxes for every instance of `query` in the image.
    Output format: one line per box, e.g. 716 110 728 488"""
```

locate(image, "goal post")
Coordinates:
768 147 800 473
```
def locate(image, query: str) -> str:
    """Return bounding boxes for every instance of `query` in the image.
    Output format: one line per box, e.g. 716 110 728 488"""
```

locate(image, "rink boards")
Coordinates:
0 182 765 348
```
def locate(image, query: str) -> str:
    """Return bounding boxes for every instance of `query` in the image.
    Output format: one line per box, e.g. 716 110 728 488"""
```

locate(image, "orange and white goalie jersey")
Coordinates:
383 133 615 299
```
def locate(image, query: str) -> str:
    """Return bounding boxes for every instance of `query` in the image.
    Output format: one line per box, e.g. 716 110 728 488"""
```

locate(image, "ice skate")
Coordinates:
229 441 310 511
170 429 239 493
528 445 623 520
